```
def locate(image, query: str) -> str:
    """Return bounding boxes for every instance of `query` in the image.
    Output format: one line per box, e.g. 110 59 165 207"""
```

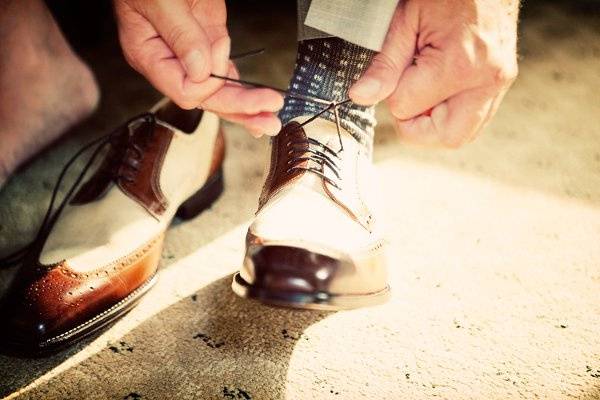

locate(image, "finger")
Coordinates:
143 0 212 81
131 37 226 109
201 85 284 115
387 47 472 121
349 5 417 105
190 0 228 42
115 2 159 72
395 86 496 148
227 61 240 80
219 112 282 137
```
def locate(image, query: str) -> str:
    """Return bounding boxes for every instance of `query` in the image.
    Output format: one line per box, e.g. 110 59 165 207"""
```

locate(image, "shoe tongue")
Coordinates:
129 116 175 143
289 116 346 149
129 116 154 134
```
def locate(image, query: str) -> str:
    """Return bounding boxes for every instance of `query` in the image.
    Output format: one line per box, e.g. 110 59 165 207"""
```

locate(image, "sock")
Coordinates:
279 38 377 151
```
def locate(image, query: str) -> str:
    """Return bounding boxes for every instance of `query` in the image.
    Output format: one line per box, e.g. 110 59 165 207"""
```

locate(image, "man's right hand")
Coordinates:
114 0 283 137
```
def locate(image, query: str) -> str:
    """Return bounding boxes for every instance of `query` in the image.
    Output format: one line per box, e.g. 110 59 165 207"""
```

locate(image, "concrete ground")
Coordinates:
0 1 599 399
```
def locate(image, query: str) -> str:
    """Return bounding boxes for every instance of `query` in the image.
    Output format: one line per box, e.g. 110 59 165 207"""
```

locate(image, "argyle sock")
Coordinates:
279 38 377 151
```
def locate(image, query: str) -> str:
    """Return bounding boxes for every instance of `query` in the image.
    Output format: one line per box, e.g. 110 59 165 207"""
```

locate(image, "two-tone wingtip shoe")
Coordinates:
0 99 225 355
232 117 389 311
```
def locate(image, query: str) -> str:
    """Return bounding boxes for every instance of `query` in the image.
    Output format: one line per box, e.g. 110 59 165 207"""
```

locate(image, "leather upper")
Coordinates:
0 99 223 345
242 117 387 296
40 103 221 270
252 117 384 253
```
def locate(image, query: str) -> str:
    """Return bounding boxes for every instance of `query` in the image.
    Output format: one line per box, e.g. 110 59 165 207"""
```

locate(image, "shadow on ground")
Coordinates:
1 1 599 399
1 276 331 399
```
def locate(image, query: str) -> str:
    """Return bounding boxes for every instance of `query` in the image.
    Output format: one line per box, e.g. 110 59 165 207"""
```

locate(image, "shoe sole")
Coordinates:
231 272 390 311
5 168 225 357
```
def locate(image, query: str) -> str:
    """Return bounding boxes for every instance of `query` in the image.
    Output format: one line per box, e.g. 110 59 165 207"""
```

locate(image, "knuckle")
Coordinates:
121 42 152 74
487 61 518 88
373 52 401 74
164 25 190 51
386 96 400 115
457 32 520 88
121 48 138 69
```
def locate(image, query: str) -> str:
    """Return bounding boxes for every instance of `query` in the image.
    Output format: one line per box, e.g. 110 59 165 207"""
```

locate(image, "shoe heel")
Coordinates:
176 168 224 220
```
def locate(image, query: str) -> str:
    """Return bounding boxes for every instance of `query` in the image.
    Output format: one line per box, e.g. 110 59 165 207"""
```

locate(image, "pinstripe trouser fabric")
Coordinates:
297 0 399 51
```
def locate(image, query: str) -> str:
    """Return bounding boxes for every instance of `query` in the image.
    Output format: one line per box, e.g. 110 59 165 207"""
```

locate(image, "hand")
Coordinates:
350 0 519 147
114 0 283 137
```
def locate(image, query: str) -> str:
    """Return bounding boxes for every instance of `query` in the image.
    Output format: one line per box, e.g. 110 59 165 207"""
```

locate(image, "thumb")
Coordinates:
349 6 416 105
144 0 212 82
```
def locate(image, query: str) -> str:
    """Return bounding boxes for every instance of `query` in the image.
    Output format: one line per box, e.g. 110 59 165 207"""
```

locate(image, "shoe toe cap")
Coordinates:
0 293 51 351
250 188 375 254
245 245 341 294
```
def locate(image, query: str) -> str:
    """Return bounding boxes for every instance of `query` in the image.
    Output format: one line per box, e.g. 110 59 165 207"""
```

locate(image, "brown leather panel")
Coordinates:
209 128 226 176
257 122 308 210
247 245 339 294
118 124 173 218
0 234 164 344
70 133 129 205
71 120 173 218
72 103 205 209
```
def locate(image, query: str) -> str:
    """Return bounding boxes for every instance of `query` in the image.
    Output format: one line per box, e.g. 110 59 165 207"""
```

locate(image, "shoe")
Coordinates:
232 116 389 310
0 99 225 355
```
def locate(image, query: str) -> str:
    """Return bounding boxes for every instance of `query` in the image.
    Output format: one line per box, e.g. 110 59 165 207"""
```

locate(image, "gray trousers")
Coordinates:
297 0 399 51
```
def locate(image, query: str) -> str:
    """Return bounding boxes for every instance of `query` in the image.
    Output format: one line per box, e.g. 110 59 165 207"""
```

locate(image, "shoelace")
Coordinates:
0 49 351 269
0 113 157 268
282 99 351 190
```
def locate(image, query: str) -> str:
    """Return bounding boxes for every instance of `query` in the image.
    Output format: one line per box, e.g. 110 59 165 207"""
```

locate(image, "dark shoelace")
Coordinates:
0 49 352 269
0 113 157 269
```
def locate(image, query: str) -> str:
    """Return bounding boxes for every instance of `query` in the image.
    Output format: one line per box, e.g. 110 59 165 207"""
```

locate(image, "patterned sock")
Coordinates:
279 38 377 151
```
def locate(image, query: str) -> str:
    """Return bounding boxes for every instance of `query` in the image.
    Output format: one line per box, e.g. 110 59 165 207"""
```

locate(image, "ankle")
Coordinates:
280 38 377 149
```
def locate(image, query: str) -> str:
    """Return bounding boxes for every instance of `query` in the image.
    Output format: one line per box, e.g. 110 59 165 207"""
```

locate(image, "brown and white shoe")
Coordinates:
232 116 389 310
0 99 225 354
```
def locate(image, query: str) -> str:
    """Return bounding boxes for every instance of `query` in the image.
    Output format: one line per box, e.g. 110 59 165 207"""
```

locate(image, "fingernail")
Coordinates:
183 50 205 80
351 77 381 100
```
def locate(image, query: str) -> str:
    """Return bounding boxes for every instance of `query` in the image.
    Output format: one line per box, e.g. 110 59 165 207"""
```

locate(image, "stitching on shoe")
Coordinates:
40 275 157 346
39 234 163 278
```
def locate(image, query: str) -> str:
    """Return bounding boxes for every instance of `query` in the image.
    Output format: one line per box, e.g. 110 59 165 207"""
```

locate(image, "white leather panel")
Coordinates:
159 110 219 205
250 116 384 255
40 107 220 272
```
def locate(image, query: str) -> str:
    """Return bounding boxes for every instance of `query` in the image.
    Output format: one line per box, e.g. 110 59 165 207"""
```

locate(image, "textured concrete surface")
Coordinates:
1 2 599 399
